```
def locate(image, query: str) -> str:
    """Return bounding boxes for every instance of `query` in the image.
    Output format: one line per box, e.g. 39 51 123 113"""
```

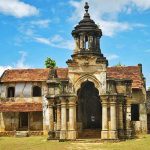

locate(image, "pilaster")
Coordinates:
60 98 67 139
101 95 109 139
68 95 77 140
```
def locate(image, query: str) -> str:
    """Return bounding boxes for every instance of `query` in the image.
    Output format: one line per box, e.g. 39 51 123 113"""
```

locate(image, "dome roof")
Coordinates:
72 2 102 36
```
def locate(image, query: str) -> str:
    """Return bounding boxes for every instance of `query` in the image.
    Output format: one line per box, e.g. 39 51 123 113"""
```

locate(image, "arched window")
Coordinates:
85 35 88 49
32 86 42 97
7 87 15 98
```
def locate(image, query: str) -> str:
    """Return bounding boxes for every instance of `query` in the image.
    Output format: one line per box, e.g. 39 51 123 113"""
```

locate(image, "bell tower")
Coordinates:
67 2 108 95
67 2 107 66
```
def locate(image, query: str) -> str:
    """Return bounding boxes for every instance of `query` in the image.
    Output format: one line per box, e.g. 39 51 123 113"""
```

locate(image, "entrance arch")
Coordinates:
77 80 102 129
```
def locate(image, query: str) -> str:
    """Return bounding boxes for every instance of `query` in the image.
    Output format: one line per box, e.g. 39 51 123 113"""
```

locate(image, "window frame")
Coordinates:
7 86 15 98
32 85 42 97
131 104 139 121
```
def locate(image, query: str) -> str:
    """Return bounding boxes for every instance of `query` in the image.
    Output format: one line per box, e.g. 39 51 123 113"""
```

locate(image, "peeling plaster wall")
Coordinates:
42 82 49 134
0 82 46 102
0 81 48 132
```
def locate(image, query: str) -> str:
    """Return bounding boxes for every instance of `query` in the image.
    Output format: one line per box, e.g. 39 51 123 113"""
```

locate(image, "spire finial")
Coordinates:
84 2 89 13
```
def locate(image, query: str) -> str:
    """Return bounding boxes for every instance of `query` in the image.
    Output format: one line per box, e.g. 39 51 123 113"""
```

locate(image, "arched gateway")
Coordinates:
77 81 102 130
46 2 147 141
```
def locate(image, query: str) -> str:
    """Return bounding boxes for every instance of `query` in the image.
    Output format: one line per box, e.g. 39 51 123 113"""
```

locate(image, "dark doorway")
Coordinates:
19 112 28 129
77 81 102 129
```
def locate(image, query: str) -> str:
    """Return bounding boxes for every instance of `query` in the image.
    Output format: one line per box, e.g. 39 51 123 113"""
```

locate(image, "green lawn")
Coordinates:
0 135 150 150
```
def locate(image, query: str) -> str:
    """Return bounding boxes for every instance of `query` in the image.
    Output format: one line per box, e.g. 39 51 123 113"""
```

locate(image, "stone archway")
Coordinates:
77 80 102 130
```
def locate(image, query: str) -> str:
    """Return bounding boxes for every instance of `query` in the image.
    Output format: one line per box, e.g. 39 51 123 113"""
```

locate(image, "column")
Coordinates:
74 37 79 53
56 104 61 131
126 102 132 138
118 97 124 138
110 102 117 139
47 101 54 139
80 35 84 49
56 101 61 138
101 101 108 139
60 98 67 139
68 96 76 139
0 112 5 131
49 104 54 131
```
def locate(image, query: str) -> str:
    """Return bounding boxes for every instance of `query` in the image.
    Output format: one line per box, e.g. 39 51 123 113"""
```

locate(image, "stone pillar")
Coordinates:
101 97 109 139
0 112 5 131
56 104 61 131
126 102 132 138
118 96 124 138
60 98 67 139
47 101 54 139
74 37 79 53
80 35 84 49
88 36 93 49
68 96 77 139
56 100 61 138
110 102 118 139
96 37 100 51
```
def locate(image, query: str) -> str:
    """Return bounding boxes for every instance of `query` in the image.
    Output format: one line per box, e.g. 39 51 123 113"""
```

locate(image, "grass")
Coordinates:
0 135 150 150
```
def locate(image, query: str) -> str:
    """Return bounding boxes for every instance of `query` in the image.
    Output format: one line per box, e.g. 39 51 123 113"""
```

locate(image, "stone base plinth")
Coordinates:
55 131 60 139
126 129 132 139
101 130 108 139
118 129 125 139
67 130 76 140
47 131 55 140
60 130 67 139
109 130 118 139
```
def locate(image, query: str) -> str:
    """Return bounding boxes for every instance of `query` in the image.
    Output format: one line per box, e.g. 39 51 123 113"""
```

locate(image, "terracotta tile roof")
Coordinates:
0 68 69 82
56 68 68 79
0 102 42 112
107 66 143 89
0 69 50 82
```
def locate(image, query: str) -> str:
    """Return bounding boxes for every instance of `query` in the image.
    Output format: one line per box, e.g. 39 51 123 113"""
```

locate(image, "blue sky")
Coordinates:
0 0 150 88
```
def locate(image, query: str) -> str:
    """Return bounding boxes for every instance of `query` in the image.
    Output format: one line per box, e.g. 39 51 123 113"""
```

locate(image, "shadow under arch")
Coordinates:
77 80 102 130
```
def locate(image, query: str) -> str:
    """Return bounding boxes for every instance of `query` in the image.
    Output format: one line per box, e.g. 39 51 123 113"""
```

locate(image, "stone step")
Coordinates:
78 129 101 139
15 131 29 137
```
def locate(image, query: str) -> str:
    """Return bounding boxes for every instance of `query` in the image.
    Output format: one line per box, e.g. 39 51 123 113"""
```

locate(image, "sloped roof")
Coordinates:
0 102 42 112
56 68 68 79
107 66 144 89
0 69 50 82
0 66 144 89
0 68 68 82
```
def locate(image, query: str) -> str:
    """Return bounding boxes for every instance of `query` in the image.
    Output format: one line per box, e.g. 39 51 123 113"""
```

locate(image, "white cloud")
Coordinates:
34 35 74 50
132 0 150 10
69 0 149 36
105 54 119 61
0 51 30 77
0 66 12 77
30 19 51 28
0 0 39 18
15 51 30 68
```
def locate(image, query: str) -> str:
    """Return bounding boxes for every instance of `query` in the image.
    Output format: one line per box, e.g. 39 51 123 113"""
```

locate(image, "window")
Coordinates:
32 86 41 97
7 87 15 98
131 104 139 121
85 35 88 49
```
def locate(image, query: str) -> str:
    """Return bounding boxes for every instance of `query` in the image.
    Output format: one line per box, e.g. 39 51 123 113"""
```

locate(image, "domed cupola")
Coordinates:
67 2 108 67
72 2 103 56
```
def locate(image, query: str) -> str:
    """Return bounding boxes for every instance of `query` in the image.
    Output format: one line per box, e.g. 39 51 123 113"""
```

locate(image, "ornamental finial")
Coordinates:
84 2 89 13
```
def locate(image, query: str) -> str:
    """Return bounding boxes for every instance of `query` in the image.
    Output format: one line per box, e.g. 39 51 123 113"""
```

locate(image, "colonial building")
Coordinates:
0 2 147 140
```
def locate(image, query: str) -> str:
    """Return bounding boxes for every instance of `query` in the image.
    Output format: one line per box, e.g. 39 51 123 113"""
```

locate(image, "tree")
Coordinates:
45 57 56 68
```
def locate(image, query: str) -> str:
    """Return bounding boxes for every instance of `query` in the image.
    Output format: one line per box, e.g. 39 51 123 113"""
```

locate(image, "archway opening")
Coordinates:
77 80 102 130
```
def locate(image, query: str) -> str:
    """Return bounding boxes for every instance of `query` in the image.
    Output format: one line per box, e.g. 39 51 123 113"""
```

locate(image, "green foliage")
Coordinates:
115 62 125 67
45 57 56 68
148 87 150 91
